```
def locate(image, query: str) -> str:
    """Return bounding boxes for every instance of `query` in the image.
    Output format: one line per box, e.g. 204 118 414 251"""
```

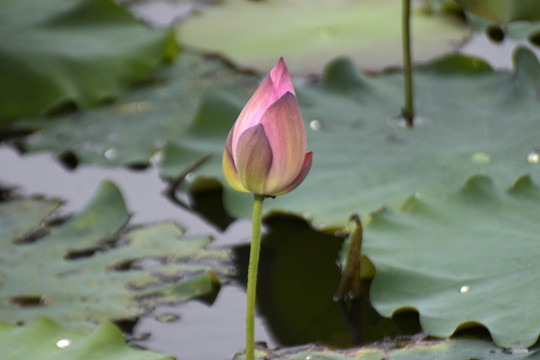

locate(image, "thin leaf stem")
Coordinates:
246 194 264 360
402 0 414 127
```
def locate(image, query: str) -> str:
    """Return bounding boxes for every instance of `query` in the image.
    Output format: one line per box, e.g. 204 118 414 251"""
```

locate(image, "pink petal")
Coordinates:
270 57 295 96
222 147 248 193
235 124 273 195
260 92 306 194
232 58 295 152
274 152 313 196
232 76 277 152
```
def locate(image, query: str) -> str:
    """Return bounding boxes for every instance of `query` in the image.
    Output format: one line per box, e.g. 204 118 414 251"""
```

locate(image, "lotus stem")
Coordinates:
246 194 265 360
402 0 414 127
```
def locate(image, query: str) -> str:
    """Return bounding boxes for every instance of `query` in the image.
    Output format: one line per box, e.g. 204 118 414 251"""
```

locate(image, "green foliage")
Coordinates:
176 0 469 74
456 0 540 24
0 181 228 331
16 52 256 166
464 13 540 41
0 317 174 360
0 0 176 121
364 175 540 348
162 49 540 230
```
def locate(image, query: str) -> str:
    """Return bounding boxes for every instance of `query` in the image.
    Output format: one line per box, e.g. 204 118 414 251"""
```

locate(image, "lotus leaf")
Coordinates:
177 0 470 74
0 0 176 120
364 175 540 348
0 181 228 331
0 317 173 360
17 51 256 166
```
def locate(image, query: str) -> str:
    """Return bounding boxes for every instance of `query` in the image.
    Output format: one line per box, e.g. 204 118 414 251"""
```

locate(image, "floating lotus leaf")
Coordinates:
233 336 540 359
0 181 229 331
16 51 256 166
0 317 173 360
177 0 470 75
364 175 540 348
464 13 540 41
0 0 176 121
161 48 540 230
456 0 540 24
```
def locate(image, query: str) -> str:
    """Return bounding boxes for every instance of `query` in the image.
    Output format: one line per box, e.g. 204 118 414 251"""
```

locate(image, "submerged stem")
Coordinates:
402 0 414 127
246 194 264 360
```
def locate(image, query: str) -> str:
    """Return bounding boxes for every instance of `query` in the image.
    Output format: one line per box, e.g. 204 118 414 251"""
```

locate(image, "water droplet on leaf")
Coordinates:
104 148 118 160
56 339 71 348
527 152 539 164
310 119 322 131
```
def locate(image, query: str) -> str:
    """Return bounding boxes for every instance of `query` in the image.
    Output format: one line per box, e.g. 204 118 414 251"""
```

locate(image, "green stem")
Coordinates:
246 194 264 360
402 0 414 127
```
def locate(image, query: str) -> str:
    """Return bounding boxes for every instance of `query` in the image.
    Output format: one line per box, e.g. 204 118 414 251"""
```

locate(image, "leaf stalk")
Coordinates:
402 0 414 127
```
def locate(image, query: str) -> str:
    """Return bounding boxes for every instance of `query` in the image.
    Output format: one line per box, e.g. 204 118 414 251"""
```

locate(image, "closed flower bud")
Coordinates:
223 58 312 196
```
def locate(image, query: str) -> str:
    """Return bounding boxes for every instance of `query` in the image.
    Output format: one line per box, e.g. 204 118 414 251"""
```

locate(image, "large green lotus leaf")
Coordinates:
0 317 173 360
0 181 228 331
363 175 540 348
16 51 257 166
456 0 540 24
161 48 540 230
464 12 540 40
176 0 470 74
0 0 176 121
233 337 540 359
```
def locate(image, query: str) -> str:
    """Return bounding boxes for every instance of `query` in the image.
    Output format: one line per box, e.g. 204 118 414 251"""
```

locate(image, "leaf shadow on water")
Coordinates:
166 176 234 232
229 213 422 349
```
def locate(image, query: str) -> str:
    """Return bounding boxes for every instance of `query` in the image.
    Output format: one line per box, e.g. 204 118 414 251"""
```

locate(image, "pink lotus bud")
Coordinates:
223 58 312 196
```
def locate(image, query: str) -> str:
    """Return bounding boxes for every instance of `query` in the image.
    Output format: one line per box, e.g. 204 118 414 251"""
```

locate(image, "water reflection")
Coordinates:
232 215 421 348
